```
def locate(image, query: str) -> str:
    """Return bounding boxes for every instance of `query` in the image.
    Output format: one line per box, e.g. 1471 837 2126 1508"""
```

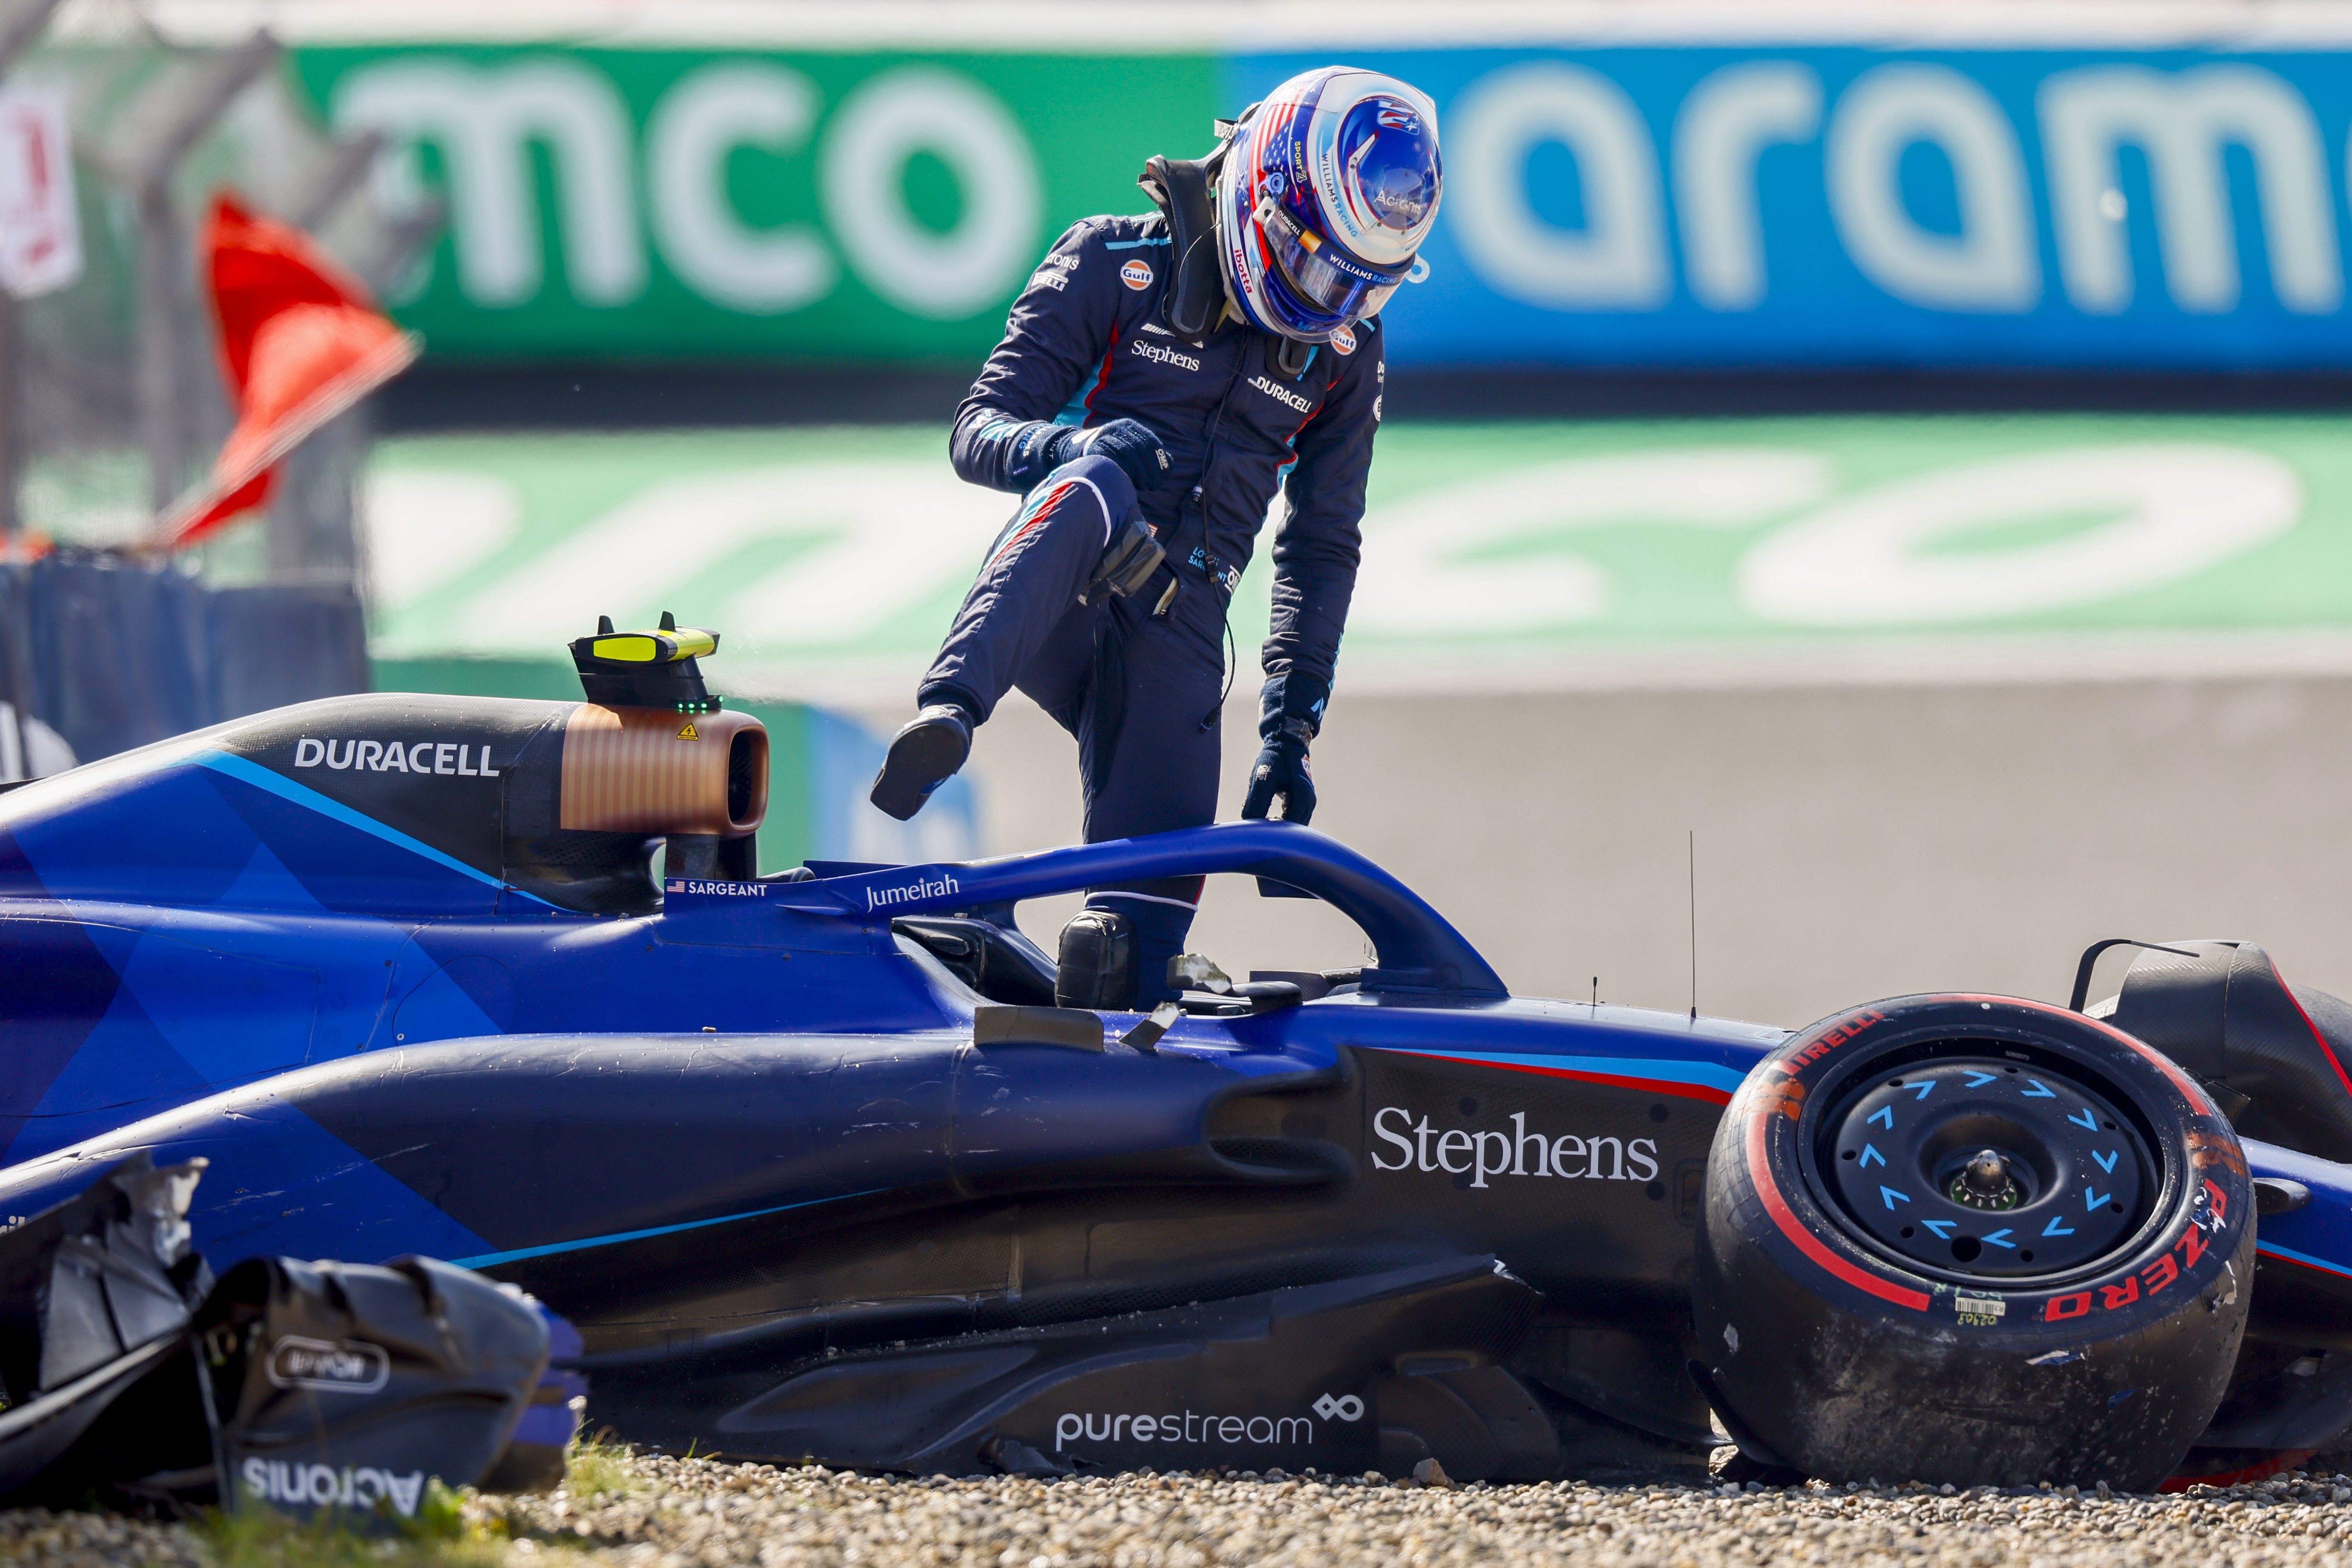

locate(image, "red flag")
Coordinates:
147 195 420 551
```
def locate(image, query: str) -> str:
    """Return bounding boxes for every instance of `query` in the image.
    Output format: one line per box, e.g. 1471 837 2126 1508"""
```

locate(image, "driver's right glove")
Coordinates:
1057 418 1174 493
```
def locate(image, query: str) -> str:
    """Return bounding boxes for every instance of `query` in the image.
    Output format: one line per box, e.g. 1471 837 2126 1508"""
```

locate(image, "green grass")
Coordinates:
558 1436 641 1504
197 1481 501 1568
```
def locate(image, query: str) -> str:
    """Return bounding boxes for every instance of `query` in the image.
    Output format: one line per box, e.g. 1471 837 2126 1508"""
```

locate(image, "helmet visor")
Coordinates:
1260 196 1403 322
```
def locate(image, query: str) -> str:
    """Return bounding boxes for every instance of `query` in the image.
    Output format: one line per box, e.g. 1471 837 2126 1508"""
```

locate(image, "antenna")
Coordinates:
1591 976 1598 1010
1688 829 1698 1023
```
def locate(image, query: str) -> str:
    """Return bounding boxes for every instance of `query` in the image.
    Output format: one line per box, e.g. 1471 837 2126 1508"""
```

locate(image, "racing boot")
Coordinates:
869 704 973 821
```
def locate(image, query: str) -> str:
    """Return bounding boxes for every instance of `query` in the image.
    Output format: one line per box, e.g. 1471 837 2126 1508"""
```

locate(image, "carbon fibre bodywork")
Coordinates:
0 692 2350 1478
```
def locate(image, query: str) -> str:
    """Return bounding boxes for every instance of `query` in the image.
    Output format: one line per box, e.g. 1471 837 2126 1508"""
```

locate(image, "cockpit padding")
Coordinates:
2109 940 2352 1161
893 917 1057 1007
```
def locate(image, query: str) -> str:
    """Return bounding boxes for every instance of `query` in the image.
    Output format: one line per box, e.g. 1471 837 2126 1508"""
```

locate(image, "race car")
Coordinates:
0 619 2344 1493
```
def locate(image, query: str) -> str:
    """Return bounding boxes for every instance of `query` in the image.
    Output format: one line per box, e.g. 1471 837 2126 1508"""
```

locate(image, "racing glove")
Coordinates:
1239 672 1329 825
1066 418 1174 493
995 417 1174 495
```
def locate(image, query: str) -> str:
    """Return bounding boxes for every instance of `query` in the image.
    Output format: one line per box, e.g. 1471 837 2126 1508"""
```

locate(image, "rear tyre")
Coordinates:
1693 994 2255 1490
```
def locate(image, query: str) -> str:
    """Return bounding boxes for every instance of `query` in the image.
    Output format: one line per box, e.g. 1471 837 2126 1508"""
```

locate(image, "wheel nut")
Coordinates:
1951 1149 2020 1210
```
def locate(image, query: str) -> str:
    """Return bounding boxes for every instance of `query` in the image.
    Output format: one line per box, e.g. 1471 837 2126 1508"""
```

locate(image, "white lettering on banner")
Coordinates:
437 463 1010 654
820 66 1039 320
1370 1105 1660 1188
335 59 644 307
1350 449 1831 637
1827 64 2040 312
292 739 500 777
1051 1410 1319 1452
1249 375 1312 413
0 87 81 299
1673 62 1823 313
2040 64 2342 316
864 873 960 912
242 1458 427 1517
362 470 523 614
1737 443 2302 626
1450 61 1670 310
646 63 834 314
328 50 2352 338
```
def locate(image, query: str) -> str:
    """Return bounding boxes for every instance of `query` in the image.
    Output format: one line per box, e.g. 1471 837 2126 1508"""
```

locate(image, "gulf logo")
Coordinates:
1120 258 1153 291
1330 325 1357 355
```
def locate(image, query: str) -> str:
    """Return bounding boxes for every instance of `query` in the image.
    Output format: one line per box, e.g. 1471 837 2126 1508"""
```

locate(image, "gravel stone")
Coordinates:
23 1454 2352 1565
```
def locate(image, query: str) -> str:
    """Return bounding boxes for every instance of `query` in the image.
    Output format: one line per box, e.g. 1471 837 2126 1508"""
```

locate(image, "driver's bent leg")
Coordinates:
918 455 1137 723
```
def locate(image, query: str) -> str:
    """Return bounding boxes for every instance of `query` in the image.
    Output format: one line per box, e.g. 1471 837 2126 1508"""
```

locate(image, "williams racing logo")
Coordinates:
1248 375 1313 414
1372 1106 1660 1188
266 1336 390 1394
1132 339 1200 372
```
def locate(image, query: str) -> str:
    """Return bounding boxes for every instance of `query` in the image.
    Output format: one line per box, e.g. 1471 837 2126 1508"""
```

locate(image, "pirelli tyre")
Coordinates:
1692 994 2255 1491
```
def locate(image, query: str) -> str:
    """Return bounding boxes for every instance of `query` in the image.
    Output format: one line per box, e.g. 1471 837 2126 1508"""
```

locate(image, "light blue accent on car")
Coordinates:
1365 1045 1750 1096
453 1187 888 1268
2259 1239 2352 1279
191 749 549 903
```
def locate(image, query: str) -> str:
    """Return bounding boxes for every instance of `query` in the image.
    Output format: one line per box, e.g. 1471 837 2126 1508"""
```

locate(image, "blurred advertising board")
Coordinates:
1246 46 2352 369
288 25 2352 370
292 49 1216 362
362 416 2352 700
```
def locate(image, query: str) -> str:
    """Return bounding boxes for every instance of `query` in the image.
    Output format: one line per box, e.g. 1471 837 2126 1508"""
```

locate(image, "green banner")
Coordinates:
362 413 2352 696
289 47 1218 361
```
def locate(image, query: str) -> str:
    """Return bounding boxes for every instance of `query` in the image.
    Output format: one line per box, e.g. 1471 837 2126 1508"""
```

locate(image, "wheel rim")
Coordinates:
1811 1055 2156 1279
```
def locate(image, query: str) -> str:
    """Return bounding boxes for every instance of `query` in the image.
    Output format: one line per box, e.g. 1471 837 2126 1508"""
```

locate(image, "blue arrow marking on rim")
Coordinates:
1964 1070 1999 1087
2086 1187 2112 1210
2042 1215 2077 1237
1911 1081 1937 1100
1860 1144 1886 1168
1922 1220 1958 1239
1869 1105 1894 1128
2022 1079 2057 1098
1982 1229 2017 1248
2067 1108 2099 1130
1881 1187 1912 1209
2093 1150 2118 1173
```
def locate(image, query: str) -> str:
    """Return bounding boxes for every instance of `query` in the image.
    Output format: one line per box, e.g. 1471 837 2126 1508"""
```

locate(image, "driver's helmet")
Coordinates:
1216 66 1443 344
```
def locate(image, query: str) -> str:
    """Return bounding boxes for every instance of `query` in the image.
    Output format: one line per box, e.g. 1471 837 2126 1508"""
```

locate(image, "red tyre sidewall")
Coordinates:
1696 993 2255 1487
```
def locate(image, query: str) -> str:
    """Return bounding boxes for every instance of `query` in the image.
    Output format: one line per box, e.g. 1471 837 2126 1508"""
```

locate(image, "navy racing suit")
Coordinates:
920 211 1385 1002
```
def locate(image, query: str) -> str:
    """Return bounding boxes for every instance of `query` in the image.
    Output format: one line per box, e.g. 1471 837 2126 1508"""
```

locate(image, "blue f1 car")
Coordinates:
0 624 2344 1492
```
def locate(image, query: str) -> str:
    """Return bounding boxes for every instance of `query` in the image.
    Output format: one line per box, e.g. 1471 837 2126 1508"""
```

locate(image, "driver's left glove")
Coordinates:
1239 672 1330 825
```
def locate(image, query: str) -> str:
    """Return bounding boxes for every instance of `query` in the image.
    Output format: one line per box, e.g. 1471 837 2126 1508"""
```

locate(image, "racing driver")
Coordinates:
869 66 1443 1006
